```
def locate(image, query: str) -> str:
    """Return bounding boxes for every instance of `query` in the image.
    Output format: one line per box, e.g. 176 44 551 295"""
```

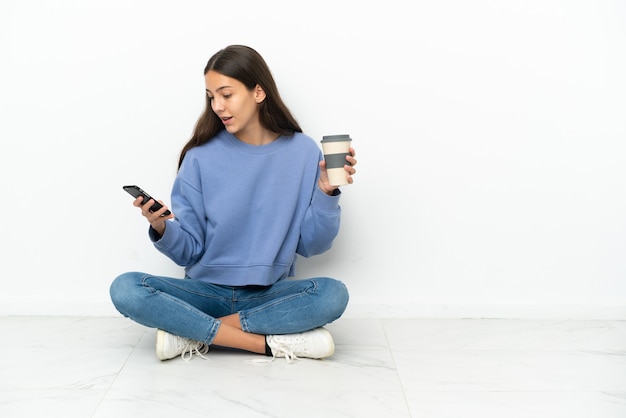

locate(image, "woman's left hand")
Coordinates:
318 147 357 195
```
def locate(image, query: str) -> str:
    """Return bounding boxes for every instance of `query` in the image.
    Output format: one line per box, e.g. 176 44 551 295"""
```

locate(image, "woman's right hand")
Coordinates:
133 196 174 236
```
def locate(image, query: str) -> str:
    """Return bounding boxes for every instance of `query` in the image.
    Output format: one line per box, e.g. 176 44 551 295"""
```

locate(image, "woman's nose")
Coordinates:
211 97 223 112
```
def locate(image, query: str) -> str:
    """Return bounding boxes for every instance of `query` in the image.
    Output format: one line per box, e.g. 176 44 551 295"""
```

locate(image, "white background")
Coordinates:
1 0 625 318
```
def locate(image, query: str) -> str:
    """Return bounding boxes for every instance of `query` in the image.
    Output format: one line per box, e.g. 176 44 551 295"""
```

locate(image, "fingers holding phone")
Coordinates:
123 185 171 215
138 197 173 236
134 196 173 218
123 185 174 235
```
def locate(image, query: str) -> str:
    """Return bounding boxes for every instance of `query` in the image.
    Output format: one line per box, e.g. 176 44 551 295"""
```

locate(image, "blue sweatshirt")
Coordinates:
150 130 341 286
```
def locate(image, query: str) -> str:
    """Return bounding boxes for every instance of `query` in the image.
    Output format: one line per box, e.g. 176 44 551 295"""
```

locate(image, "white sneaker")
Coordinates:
155 329 209 361
266 327 335 363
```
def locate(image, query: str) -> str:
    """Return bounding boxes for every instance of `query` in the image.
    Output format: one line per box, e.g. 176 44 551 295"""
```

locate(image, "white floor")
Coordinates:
1 316 626 418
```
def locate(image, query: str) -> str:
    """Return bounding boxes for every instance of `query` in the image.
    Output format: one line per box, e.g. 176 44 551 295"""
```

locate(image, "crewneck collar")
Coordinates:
223 131 288 155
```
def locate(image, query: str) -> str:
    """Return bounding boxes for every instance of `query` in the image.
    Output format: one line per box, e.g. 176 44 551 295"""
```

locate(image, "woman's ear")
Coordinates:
255 85 267 104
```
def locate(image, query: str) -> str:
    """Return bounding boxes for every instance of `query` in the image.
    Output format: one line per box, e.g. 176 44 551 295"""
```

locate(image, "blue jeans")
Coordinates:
109 272 349 345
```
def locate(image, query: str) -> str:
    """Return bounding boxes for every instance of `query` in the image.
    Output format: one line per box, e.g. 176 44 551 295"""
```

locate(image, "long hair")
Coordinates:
178 45 302 169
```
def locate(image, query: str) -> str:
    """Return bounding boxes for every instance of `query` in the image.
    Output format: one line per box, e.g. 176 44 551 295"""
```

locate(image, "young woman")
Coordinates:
110 45 357 363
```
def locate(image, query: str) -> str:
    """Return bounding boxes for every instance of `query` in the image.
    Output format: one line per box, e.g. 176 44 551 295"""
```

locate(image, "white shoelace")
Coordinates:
269 342 299 364
262 335 307 364
245 343 300 364
180 342 210 361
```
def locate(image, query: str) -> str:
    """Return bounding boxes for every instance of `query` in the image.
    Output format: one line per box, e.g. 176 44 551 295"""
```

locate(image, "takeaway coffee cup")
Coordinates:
321 134 352 186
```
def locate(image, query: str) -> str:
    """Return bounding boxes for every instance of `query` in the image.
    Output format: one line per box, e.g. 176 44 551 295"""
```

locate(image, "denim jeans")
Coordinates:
109 272 349 345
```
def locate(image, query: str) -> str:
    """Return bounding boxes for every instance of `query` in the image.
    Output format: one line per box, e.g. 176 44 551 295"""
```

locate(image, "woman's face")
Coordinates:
205 70 265 138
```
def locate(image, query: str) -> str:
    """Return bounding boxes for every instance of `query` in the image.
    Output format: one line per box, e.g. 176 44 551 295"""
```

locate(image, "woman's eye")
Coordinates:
223 94 232 99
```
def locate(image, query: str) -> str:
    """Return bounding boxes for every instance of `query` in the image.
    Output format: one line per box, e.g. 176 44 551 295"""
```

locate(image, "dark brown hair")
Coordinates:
178 45 302 169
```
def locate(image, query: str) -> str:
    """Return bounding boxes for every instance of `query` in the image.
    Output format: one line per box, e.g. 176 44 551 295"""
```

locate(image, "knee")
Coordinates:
109 272 143 315
317 278 349 320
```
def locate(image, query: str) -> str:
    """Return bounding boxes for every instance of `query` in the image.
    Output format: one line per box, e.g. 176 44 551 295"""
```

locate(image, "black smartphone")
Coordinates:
122 185 172 216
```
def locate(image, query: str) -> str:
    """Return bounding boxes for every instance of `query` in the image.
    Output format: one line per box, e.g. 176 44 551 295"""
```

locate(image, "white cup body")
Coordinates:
321 139 351 186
